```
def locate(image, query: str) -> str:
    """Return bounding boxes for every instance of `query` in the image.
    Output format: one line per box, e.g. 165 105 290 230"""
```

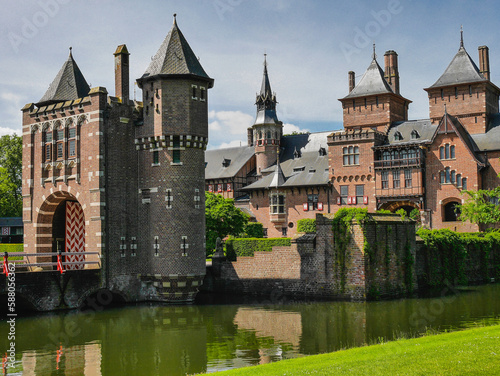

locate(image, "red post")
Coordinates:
57 250 65 274
2 252 8 276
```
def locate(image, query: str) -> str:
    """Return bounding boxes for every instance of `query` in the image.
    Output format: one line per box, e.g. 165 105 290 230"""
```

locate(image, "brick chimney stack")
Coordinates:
348 71 355 93
478 46 490 81
384 50 400 95
114 44 130 103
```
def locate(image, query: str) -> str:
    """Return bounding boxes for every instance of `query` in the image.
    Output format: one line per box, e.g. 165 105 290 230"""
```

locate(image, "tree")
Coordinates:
0 134 22 217
458 187 500 225
205 192 249 256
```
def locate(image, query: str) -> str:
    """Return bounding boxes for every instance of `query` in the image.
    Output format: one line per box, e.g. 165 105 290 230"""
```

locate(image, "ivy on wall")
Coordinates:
417 228 500 286
225 237 291 261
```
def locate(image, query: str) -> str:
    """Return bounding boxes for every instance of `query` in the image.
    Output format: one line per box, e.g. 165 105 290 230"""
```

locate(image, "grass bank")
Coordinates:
214 324 500 375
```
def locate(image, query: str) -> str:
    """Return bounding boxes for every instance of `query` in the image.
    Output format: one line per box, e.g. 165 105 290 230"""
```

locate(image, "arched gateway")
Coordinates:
36 191 85 269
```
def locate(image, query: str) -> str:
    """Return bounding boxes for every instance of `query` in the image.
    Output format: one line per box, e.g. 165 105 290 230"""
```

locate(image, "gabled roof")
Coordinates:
139 16 213 86
385 119 438 146
269 158 286 188
343 58 393 99
38 49 90 106
431 113 485 166
242 132 330 190
205 146 255 180
428 44 486 89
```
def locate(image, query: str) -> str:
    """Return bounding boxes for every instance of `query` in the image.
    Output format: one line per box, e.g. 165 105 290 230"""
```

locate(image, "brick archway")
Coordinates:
380 200 420 213
35 191 85 268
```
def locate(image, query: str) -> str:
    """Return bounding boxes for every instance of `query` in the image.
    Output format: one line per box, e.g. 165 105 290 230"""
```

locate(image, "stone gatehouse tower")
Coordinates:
21 16 212 303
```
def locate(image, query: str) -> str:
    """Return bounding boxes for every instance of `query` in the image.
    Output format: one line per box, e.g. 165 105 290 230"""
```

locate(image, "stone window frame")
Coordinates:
342 145 360 166
191 84 198 100
165 189 173 209
194 188 201 209
199 86 206 102
269 193 285 214
340 185 349 204
307 193 318 210
355 185 364 204
439 144 456 160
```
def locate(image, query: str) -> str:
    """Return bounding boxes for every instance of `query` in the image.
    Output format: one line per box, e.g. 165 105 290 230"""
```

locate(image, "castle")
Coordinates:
21 19 500 301
206 33 500 237
21 16 211 302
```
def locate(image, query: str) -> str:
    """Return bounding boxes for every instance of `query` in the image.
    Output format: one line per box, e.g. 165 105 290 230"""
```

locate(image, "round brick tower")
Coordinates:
252 55 283 175
136 15 214 302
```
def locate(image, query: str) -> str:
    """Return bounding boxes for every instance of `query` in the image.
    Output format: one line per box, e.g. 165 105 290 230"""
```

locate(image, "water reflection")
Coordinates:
0 284 499 375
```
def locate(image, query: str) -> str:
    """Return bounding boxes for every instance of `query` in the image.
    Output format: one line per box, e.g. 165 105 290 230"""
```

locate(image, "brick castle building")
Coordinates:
206 33 500 237
21 16 211 302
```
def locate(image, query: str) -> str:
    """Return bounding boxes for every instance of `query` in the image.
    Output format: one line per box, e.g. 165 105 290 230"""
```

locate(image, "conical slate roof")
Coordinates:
38 48 90 106
429 41 486 88
254 56 280 126
269 158 286 188
343 58 393 99
140 16 212 86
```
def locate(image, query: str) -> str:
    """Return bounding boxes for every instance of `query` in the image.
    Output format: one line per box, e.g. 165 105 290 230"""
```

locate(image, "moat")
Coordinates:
1 284 499 375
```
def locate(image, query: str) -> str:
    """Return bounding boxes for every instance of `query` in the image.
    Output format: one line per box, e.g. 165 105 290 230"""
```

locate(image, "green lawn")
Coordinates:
214 324 500 375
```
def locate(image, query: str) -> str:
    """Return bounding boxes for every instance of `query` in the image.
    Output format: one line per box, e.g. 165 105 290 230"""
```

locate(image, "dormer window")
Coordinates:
293 148 301 159
394 131 403 141
411 130 419 140
318 147 327 157
222 158 231 168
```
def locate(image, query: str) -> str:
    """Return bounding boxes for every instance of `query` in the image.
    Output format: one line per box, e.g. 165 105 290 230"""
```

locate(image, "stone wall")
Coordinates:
206 213 418 301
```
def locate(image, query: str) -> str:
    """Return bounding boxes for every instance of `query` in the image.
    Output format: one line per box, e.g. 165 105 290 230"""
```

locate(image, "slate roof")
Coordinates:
471 114 500 151
343 58 393 99
139 16 213 86
0 217 23 227
254 57 280 126
428 45 486 88
242 132 331 190
38 49 90 106
205 146 255 180
385 119 438 146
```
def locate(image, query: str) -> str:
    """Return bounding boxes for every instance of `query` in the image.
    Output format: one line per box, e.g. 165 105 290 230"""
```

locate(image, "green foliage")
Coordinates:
242 222 264 238
376 209 392 214
225 237 291 261
409 208 420 221
297 218 317 233
0 243 23 253
331 208 369 292
395 208 407 219
417 228 500 286
205 192 249 257
0 134 22 217
459 187 500 225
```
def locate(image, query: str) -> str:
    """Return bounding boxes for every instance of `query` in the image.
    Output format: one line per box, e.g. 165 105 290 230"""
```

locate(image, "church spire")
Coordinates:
255 54 279 122
460 25 464 49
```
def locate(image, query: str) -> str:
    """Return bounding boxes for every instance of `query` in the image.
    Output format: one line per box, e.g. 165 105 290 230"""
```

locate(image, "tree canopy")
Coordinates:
0 134 22 217
205 191 249 255
459 187 500 225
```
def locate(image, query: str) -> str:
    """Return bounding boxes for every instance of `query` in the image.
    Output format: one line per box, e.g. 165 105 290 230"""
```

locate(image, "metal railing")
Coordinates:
374 158 422 169
2 251 100 275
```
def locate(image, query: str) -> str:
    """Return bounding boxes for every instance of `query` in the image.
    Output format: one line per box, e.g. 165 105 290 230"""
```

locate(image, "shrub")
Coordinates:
225 237 291 261
297 218 316 233
243 222 264 238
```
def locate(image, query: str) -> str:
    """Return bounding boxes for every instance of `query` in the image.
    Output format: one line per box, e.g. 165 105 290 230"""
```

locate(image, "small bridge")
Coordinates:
1 251 104 311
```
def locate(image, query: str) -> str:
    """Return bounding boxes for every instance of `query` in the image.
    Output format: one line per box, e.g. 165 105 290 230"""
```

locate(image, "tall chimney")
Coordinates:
384 50 400 95
114 44 130 103
478 46 490 81
247 127 254 147
348 71 355 93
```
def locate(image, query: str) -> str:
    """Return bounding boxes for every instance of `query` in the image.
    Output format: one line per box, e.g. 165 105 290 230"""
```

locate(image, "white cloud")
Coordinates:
209 110 254 135
218 139 246 149
0 127 19 137
283 122 310 135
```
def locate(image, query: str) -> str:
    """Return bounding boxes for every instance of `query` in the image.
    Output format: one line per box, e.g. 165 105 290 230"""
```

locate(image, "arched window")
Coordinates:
44 129 52 162
267 131 271 139
411 130 419 139
68 125 77 158
462 177 467 190
456 173 462 187
450 145 455 159
394 131 403 141
445 167 450 183
439 146 445 160
55 126 64 160
444 201 461 221
445 144 450 159
451 170 455 184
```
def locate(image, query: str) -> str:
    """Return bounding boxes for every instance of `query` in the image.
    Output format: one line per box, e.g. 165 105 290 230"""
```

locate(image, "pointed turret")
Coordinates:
138 14 213 88
37 48 90 107
254 55 280 126
339 45 410 131
269 150 286 188
251 55 283 174
425 29 500 134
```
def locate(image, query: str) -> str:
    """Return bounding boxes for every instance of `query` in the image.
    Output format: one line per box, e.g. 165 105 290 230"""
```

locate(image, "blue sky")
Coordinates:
1 0 500 149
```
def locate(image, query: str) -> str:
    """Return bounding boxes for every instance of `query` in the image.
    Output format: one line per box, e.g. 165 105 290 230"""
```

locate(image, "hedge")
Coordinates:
225 237 291 261
417 228 500 286
297 218 316 233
